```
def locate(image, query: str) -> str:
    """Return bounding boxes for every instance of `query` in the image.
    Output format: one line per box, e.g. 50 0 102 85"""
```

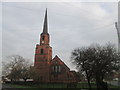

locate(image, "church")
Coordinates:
34 9 78 83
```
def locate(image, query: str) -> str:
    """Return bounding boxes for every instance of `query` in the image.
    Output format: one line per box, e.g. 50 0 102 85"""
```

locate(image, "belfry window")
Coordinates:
41 49 44 54
42 36 45 40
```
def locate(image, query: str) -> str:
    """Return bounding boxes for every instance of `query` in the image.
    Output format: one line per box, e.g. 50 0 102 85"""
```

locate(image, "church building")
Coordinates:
34 9 78 83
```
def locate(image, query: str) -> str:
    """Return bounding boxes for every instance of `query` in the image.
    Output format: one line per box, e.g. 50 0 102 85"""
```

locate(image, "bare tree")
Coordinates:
2 55 32 82
71 43 120 90
71 47 94 90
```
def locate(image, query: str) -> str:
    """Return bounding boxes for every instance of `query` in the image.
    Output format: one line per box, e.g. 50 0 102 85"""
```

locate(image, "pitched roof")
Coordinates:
51 55 70 70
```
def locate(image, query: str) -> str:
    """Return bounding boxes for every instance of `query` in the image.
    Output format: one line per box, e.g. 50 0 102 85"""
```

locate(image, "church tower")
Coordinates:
34 9 52 82
33 9 78 83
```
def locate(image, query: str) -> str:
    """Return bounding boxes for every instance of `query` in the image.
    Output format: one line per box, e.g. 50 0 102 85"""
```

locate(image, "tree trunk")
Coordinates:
95 76 105 90
96 79 101 90
87 78 92 90
96 77 101 90
23 78 27 82
85 70 92 90
11 79 14 84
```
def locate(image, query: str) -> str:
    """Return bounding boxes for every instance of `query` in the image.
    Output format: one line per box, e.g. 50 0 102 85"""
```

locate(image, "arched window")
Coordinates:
52 65 61 73
41 49 44 54
55 66 57 72
58 65 61 72
52 66 54 71
42 36 45 40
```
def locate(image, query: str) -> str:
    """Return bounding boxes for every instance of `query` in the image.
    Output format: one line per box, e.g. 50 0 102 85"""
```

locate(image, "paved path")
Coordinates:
1 84 14 90
2 84 13 88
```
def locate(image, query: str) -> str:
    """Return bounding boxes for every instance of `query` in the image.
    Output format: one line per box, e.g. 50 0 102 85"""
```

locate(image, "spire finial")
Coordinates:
42 8 48 34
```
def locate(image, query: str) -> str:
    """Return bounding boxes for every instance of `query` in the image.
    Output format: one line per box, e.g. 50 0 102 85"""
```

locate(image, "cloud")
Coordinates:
2 2 118 70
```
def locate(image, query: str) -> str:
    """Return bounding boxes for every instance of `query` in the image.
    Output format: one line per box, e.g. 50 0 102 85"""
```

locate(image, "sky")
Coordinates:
1 2 118 71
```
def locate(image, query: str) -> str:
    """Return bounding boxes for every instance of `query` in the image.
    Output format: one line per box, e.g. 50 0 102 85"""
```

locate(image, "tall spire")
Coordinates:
42 8 48 34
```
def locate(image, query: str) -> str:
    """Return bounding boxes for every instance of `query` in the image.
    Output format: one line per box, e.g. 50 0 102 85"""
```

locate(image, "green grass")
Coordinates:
6 82 120 89
77 82 97 88
7 83 67 88
8 84 35 88
109 84 120 88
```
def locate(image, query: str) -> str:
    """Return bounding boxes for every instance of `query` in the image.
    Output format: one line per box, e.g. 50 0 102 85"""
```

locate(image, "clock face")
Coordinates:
42 41 44 43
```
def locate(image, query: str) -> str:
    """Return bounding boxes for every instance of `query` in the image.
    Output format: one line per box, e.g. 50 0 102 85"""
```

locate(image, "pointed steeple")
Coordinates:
42 8 48 34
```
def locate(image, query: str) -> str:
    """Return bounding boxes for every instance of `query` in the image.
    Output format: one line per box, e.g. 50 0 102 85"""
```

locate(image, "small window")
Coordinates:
41 49 44 54
55 61 57 64
42 36 45 40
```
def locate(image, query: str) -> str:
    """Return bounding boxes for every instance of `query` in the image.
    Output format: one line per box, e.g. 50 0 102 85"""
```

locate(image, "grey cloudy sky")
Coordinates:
2 2 118 70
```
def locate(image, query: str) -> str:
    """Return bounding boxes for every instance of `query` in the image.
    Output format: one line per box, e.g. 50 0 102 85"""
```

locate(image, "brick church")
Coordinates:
34 9 78 83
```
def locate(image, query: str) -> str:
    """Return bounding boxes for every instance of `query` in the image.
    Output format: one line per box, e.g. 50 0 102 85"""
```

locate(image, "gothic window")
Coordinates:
52 65 61 73
42 36 45 40
58 65 61 72
52 66 55 71
41 49 44 54
55 66 57 72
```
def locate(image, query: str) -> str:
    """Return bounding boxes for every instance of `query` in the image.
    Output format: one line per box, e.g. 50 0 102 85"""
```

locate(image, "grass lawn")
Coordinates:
6 82 120 89
7 83 67 88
